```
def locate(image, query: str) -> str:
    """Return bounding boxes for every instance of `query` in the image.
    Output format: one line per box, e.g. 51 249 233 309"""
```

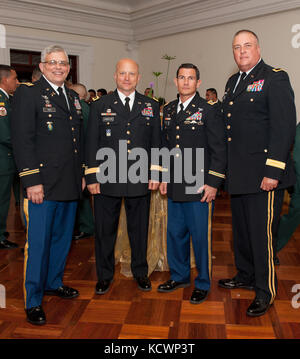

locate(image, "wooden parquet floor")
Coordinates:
1 194 300 340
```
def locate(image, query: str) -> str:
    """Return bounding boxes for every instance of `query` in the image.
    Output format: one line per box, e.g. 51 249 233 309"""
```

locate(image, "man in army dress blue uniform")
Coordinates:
85 59 161 295
218 30 296 317
12 45 84 325
158 63 226 304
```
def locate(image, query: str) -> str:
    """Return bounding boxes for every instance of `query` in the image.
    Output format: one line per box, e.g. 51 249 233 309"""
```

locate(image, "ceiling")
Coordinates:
1 0 299 42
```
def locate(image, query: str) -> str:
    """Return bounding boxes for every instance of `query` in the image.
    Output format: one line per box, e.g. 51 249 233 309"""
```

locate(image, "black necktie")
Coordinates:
58 87 69 110
124 97 130 114
177 103 184 116
234 72 247 93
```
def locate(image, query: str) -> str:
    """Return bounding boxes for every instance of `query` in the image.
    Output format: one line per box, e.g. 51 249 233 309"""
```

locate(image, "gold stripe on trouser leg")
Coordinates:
208 202 212 280
267 191 276 303
23 199 29 309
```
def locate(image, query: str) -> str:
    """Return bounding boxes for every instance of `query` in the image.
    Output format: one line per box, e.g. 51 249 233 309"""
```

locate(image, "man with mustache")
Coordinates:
12 45 84 325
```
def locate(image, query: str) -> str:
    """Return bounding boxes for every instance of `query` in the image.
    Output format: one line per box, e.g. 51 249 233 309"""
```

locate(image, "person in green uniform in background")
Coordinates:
275 123 300 252
70 83 95 240
0 65 19 249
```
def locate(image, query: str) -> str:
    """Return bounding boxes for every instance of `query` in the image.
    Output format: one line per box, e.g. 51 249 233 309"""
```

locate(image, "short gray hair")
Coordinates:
233 30 259 44
40 45 69 63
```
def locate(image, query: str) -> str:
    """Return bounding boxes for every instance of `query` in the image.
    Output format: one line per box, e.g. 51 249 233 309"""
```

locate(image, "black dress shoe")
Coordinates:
135 276 152 291
246 297 272 317
218 278 254 290
157 279 190 293
25 306 46 325
44 285 79 299
0 239 19 249
95 280 111 295
73 232 93 241
190 288 208 304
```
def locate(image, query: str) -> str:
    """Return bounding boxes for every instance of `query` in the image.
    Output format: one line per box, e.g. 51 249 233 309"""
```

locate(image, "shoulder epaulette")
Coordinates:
92 96 100 102
152 97 159 102
20 82 34 86
207 100 217 105
272 68 284 72
163 102 170 107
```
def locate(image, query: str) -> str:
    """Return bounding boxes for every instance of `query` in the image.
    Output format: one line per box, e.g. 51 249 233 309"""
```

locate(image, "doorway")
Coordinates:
10 49 78 83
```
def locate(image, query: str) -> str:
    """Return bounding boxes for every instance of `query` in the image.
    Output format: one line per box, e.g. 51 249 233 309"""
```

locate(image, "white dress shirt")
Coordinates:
233 58 262 93
177 93 196 113
117 89 135 111
43 75 70 109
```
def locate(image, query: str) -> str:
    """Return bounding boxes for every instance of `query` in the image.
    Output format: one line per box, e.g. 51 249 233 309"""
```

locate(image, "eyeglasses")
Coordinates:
42 60 69 67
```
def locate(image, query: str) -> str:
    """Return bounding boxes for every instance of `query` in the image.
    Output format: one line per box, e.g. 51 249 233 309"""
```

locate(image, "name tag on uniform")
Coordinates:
43 107 56 113
102 117 115 122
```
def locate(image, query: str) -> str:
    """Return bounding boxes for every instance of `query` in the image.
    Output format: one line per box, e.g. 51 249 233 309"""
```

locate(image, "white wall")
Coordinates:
2 24 129 91
138 9 300 119
2 8 299 118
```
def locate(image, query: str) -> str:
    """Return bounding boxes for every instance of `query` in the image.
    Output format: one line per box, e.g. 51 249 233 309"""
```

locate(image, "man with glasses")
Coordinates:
218 30 296 316
11 45 84 325
158 63 226 304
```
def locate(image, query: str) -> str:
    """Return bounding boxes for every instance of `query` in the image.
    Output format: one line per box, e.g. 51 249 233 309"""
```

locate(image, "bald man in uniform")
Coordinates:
85 59 161 294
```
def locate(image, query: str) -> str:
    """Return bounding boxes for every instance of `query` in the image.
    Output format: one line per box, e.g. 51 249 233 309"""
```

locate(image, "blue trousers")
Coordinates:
167 199 214 291
23 199 77 309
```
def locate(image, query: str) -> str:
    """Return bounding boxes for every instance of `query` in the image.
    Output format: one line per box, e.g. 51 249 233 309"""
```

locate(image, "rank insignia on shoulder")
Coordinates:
20 82 34 86
207 100 217 105
92 96 100 102
272 68 284 72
